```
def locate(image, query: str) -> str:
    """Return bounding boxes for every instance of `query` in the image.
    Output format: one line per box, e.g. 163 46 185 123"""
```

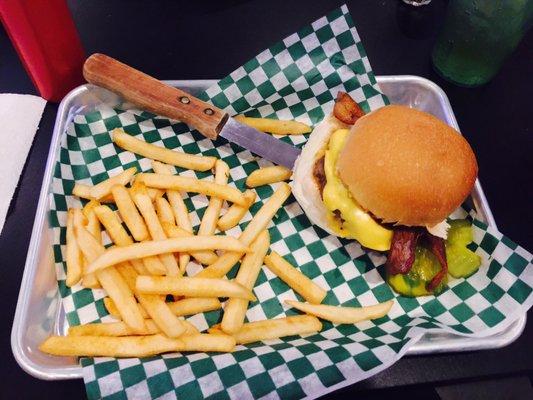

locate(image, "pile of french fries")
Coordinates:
41 122 392 358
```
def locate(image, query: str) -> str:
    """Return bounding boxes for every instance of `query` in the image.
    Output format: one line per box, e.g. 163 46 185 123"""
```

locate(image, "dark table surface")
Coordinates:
1 0 532 398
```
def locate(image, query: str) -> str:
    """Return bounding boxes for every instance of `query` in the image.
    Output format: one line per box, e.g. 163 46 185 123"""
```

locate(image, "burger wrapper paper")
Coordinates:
49 5 533 399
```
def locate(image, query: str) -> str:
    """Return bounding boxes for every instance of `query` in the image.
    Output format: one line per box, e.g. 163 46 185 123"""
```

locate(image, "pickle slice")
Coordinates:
447 219 473 246
387 220 480 296
446 244 481 278
388 273 429 297
387 247 447 297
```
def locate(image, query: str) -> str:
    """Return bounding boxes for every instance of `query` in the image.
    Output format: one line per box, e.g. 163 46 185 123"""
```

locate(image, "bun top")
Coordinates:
337 105 478 226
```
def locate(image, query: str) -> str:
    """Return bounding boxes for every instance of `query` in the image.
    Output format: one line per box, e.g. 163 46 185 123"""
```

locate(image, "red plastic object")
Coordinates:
0 0 85 102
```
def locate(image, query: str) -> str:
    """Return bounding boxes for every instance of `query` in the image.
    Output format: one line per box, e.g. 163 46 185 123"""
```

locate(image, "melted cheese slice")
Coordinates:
322 129 393 251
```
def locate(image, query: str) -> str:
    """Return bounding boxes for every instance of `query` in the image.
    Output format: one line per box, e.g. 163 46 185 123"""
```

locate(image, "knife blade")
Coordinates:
219 118 301 168
83 54 302 169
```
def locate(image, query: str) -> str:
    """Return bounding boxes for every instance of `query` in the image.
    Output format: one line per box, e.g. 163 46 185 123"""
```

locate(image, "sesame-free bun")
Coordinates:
337 105 478 226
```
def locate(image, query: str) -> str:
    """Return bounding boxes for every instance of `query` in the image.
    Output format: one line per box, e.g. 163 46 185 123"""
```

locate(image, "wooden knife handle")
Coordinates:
83 53 227 139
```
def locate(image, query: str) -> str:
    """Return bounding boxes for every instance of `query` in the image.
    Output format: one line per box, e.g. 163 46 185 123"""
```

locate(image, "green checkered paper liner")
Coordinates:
48 5 533 399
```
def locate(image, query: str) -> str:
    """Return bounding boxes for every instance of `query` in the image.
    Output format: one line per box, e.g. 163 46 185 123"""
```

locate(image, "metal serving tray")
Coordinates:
12 76 526 380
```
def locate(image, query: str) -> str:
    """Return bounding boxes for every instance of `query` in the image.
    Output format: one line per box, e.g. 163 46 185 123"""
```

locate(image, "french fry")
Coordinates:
167 297 222 316
94 206 151 275
234 115 311 135
207 323 222 332
136 276 256 301
141 255 167 276
86 213 101 242
86 270 147 335
264 251 327 304
72 209 101 288
71 209 87 236
85 223 102 285
81 271 146 333
140 255 166 276
41 334 175 357
75 167 137 200
192 159 229 270
134 290 187 337
178 320 200 335
111 184 149 242
197 183 291 278
155 197 175 225
217 189 256 232
112 128 217 171
81 263 101 289
69 320 160 336
219 182 290 248
40 333 236 357
73 211 147 333
93 205 131 244
198 159 229 235
178 247 190 274
72 184 113 202
147 187 165 201
114 184 167 275
72 183 92 199
100 194 115 203
151 162 192 233
114 263 187 338
285 300 394 324
91 167 137 200
93 204 149 275
82 204 102 244
162 222 218 266
221 230 270 334
68 319 198 337
82 199 101 218
82 200 100 215
105 297 221 319
179 333 236 352
333 91 365 125
129 178 147 197
85 236 249 275
104 296 142 319
133 191 180 276
227 315 321 345
83 200 102 243
245 166 292 188
65 209 83 287
152 161 192 271
136 173 247 206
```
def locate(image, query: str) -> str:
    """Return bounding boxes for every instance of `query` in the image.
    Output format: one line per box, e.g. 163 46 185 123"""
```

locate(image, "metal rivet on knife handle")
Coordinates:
204 108 214 115
179 96 190 104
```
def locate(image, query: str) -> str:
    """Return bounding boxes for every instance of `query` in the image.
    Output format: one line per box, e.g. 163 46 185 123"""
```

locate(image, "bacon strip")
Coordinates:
333 92 366 125
426 235 448 291
386 228 422 275
386 227 448 292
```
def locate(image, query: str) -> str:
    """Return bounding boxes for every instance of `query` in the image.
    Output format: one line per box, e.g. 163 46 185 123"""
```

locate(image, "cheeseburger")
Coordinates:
292 93 478 293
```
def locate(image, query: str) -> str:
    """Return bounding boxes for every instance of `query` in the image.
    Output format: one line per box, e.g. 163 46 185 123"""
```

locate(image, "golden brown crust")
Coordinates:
337 105 478 226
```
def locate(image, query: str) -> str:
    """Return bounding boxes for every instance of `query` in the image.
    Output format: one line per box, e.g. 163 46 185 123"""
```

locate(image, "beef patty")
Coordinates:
312 156 326 198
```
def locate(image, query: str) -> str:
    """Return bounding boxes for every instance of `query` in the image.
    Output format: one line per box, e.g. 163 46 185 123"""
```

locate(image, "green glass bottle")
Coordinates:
432 0 533 87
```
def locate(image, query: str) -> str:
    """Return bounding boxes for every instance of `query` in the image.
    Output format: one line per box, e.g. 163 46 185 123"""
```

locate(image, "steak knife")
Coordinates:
83 54 301 169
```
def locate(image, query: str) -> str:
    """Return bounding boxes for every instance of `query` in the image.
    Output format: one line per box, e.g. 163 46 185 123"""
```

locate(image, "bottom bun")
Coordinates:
291 115 341 236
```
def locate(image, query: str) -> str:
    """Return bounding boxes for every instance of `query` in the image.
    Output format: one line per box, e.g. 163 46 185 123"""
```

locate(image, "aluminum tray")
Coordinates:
12 76 526 380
